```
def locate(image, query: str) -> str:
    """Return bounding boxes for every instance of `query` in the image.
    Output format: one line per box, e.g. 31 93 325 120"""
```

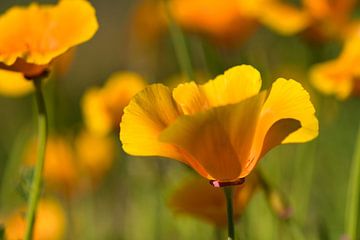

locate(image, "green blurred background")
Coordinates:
0 0 360 240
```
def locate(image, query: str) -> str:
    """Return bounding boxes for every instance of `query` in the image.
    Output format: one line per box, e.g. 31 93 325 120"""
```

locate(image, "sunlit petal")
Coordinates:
160 93 266 181
120 84 183 161
0 69 33 97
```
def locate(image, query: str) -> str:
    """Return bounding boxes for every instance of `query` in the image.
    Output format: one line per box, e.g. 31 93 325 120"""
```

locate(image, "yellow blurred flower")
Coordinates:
0 0 98 95
24 136 78 195
3 199 66 240
169 0 258 44
120 65 318 184
75 130 116 182
310 30 360 99
82 72 146 136
169 174 259 227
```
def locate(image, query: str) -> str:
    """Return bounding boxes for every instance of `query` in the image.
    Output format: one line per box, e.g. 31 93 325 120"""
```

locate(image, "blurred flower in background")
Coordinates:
130 0 167 47
238 0 357 42
2 199 66 240
238 0 310 36
310 29 360 99
82 72 146 136
169 173 259 227
75 130 116 183
23 135 78 196
170 0 258 45
120 65 318 183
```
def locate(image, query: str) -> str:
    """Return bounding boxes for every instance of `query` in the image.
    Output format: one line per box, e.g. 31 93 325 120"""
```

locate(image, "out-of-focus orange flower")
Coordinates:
170 0 258 44
3 199 66 240
130 0 167 46
82 72 146 136
237 0 310 36
120 65 318 184
75 130 116 181
0 0 98 95
169 174 259 227
303 0 356 41
24 136 78 194
310 30 360 99
241 0 357 41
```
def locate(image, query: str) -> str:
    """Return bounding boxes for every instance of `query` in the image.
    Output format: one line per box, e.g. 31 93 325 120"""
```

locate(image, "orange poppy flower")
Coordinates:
169 174 259 227
82 72 146 136
302 0 356 41
169 0 257 44
120 65 318 184
0 0 98 94
239 0 356 41
2 199 66 240
310 30 360 99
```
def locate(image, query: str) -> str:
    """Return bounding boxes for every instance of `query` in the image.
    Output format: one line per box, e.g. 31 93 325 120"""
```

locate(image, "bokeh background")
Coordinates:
0 0 360 239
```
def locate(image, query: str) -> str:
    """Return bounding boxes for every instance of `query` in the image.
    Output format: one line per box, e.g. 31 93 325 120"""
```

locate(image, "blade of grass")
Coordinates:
344 121 360 239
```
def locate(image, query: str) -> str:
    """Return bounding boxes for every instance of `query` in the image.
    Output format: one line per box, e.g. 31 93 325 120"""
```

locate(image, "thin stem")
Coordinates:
24 77 48 240
344 122 360 240
163 0 194 81
223 186 235 240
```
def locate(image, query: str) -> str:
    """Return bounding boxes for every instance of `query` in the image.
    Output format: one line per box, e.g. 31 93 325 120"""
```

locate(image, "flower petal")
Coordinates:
262 78 318 143
0 69 33 97
120 84 183 161
82 87 113 136
160 92 266 181
259 3 310 35
201 65 262 107
242 78 318 177
310 60 352 99
173 65 262 115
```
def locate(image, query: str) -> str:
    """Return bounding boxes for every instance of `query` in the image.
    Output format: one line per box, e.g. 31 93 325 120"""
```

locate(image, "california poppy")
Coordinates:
0 0 98 81
310 30 360 99
82 72 146 136
169 0 258 45
120 65 318 184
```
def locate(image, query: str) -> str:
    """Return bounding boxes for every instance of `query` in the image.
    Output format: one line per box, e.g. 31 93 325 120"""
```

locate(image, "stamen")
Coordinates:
209 178 245 187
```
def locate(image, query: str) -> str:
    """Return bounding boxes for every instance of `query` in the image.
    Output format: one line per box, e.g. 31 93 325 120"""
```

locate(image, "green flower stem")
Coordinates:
163 0 194 81
24 77 48 240
224 186 235 240
344 121 360 240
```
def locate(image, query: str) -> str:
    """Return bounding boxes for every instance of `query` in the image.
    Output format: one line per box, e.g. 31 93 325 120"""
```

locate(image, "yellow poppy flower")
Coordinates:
82 72 146 136
170 0 257 44
120 65 318 183
310 31 360 99
0 0 98 94
3 199 66 240
75 130 115 181
24 136 78 195
169 174 259 227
